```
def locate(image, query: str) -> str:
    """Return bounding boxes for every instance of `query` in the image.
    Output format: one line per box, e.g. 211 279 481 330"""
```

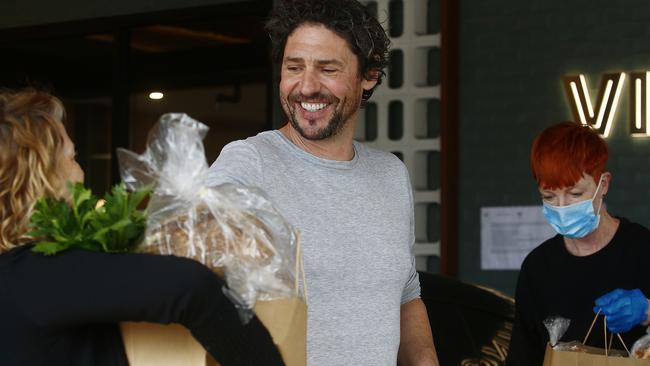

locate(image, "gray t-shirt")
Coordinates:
205 130 420 365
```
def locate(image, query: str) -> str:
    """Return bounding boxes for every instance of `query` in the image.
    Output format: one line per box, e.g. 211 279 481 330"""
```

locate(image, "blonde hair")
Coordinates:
0 89 69 253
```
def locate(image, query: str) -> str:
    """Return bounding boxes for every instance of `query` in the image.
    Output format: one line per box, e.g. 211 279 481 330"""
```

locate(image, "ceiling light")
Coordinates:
149 92 164 100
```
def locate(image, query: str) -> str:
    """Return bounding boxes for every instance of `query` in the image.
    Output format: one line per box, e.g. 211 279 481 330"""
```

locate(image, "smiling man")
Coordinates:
206 0 439 365
279 23 375 151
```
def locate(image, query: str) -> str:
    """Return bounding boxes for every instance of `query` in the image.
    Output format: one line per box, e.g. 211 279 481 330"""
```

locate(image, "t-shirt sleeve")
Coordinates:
505 258 545 366
205 140 263 188
401 257 421 304
401 165 421 304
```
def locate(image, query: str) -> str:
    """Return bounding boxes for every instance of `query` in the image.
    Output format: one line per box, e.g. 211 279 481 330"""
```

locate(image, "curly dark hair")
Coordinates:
265 0 390 101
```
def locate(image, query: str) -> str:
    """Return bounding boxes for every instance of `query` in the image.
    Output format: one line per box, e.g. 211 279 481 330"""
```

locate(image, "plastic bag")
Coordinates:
632 327 650 359
544 316 571 347
552 340 588 353
117 113 300 316
543 315 629 357
543 316 589 353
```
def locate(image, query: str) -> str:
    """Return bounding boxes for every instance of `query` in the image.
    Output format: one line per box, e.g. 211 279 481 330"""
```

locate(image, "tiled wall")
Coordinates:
458 0 650 295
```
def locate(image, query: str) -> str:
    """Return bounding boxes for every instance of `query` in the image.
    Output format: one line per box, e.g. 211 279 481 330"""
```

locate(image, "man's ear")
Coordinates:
362 69 380 90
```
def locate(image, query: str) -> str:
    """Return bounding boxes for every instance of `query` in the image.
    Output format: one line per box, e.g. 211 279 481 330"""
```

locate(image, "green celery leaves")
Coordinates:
28 183 151 255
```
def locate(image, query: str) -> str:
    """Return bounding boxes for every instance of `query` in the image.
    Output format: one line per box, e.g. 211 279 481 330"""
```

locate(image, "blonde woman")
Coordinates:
0 89 284 366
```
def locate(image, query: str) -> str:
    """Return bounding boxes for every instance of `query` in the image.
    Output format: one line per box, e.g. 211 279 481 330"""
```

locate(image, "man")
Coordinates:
206 0 439 364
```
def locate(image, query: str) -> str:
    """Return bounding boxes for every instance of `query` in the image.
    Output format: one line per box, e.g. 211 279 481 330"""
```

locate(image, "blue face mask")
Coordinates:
542 176 604 239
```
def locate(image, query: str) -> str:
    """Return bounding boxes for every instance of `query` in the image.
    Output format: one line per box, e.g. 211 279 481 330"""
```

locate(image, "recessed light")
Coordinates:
149 92 164 100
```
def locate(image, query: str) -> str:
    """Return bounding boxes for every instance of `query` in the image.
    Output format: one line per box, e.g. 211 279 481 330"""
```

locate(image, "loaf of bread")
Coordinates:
140 204 277 277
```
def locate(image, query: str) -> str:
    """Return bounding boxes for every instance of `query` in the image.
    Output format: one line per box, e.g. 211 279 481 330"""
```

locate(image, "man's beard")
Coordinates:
285 92 350 141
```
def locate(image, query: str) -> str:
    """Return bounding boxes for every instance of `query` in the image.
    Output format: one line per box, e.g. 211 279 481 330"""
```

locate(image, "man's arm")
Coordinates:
205 140 263 188
398 298 439 366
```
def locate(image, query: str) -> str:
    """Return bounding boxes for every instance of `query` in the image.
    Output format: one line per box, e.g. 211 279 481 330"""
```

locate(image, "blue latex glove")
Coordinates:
593 288 649 333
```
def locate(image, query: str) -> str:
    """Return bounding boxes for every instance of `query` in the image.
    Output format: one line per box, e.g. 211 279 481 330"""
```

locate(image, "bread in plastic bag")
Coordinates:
117 113 300 313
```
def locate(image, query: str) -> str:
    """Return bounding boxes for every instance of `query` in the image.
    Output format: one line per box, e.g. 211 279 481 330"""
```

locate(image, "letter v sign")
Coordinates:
562 73 626 137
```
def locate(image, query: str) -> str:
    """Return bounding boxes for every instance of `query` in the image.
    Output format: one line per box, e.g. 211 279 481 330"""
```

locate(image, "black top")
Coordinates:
0 245 284 366
505 217 650 365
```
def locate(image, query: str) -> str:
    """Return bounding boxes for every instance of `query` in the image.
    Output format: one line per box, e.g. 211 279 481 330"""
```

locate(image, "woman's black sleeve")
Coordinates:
8 248 284 366
505 262 544 366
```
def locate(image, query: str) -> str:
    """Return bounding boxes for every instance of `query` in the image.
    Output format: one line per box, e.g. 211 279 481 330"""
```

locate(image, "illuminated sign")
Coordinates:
562 72 650 137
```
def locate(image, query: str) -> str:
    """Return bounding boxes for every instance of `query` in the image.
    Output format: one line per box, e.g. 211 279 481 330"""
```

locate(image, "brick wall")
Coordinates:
458 0 650 295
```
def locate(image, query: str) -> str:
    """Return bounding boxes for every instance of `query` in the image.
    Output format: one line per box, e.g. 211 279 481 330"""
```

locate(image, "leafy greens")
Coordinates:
28 183 150 255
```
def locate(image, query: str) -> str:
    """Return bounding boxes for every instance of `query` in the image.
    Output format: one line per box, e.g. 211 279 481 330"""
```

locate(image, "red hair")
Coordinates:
530 122 608 189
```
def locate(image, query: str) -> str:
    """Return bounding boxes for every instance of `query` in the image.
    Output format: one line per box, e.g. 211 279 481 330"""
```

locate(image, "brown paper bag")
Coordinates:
253 235 308 365
122 240 308 366
121 297 306 366
120 322 219 366
543 343 650 366
254 297 307 366
543 312 650 366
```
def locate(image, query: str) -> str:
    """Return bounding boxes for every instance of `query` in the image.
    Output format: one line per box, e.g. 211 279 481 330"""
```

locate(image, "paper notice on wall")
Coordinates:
481 206 556 270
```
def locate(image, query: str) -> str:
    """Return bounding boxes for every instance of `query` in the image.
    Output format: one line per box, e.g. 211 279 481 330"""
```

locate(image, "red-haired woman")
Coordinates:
505 122 650 365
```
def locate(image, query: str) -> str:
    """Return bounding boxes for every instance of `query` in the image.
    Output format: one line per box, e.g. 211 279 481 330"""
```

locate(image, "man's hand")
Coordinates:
398 298 439 366
594 288 650 333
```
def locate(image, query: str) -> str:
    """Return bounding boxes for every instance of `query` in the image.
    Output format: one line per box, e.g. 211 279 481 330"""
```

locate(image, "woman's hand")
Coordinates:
594 288 650 333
